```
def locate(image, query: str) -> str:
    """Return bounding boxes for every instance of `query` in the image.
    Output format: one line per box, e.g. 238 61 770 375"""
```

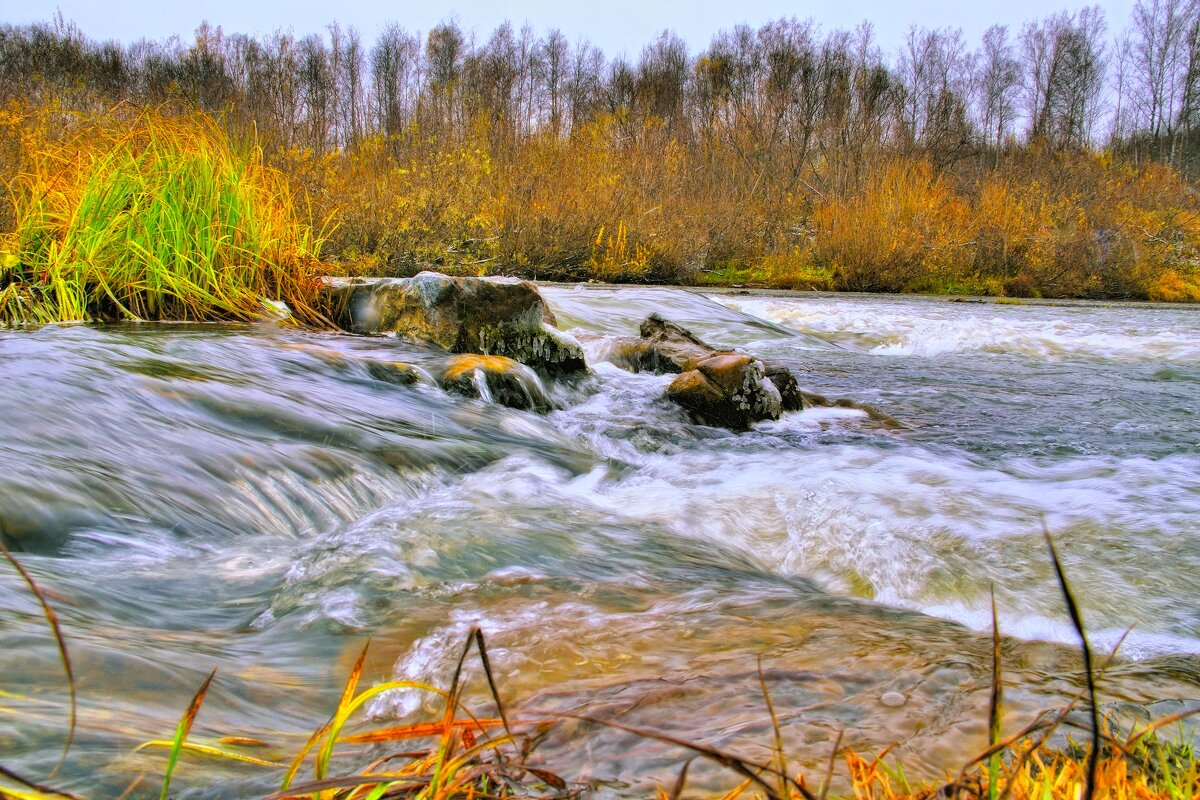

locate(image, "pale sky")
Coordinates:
6 0 1138 56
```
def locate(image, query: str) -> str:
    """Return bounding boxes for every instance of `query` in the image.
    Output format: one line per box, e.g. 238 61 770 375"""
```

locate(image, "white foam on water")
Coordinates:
433 415 1200 658
916 601 1200 660
713 295 1200 362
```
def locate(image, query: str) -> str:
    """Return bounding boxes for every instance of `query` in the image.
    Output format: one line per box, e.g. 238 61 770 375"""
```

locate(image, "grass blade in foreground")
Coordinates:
157 669 216 800
1044 528 1099 800
988 586 1003 800
0 541 76 779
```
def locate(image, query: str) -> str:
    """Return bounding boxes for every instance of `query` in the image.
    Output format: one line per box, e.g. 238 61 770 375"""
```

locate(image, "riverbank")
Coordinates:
5 101 1200 329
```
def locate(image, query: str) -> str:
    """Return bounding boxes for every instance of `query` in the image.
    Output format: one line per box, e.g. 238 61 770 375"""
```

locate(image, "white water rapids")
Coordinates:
1 286 1197 797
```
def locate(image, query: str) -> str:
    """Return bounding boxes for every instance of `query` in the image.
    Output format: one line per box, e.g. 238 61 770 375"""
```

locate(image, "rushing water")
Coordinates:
1 288 1199 797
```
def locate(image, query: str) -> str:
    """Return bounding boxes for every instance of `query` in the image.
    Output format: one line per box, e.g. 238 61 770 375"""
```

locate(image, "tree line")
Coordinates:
3 3 1200 171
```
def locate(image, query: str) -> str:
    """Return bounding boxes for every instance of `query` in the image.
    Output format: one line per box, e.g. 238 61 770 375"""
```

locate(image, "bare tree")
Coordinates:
897 25 971 163
425 22 466 134
540 29 569 136
973 25 1021 157
567 39 604 131
1129 0 1200 163
370 24 420 141
1022 7 1107 149
1110 32 1136 146
636 30 690 136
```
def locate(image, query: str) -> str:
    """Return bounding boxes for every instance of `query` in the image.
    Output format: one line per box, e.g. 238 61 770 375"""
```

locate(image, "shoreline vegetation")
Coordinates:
5 4 1200 322
0 107 327 326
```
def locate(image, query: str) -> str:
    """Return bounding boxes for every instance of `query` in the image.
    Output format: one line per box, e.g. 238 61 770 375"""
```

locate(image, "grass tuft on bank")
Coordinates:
0 105 328 326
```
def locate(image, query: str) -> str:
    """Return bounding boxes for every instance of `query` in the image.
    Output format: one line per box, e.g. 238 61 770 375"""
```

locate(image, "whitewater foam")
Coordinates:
713 295 1200 362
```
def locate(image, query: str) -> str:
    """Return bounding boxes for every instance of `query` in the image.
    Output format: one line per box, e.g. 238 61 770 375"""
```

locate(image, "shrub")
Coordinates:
0 104 327 325
810 158 973 293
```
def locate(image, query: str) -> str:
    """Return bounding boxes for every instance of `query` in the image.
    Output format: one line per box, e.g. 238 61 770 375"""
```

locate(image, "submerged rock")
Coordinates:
323 272 586 375
667 353 783 431
799 390 903 428
363 360 434 387
437 354 551 413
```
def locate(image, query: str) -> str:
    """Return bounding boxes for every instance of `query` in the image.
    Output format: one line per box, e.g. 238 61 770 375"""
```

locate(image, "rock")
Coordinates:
764 364 805 412
634 313 725 373
608 313 810 429
323 272 586 375
437 354 551 413
621 315 804 410
800 390 903 428
667 353 783 431
364 360 434 387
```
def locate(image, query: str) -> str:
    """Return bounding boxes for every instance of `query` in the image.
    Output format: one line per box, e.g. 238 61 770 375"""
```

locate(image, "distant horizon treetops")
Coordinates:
3 2 1200 165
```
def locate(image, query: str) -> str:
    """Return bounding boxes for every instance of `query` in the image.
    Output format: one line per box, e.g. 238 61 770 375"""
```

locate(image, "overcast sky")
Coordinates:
8 0 1138 55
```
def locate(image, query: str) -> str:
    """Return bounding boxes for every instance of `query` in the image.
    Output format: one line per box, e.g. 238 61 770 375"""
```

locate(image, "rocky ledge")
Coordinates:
322 272 586 376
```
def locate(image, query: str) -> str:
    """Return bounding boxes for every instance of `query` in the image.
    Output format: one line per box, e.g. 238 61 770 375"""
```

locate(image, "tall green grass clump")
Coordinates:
0 106 327 325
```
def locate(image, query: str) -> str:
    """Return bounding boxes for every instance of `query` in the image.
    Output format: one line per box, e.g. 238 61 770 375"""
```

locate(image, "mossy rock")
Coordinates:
322 272 586 375
437 354 552 413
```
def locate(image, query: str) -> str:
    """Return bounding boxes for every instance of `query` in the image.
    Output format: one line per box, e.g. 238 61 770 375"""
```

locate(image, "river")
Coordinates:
1 287 1198 797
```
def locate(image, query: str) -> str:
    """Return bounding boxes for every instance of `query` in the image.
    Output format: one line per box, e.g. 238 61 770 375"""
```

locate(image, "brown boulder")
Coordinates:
634 313 725 373
608 313 808 428
619 314 804 410
667 353 783 431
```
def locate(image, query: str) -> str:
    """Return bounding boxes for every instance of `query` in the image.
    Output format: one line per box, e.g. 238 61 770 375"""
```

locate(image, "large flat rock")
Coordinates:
322 272 586 375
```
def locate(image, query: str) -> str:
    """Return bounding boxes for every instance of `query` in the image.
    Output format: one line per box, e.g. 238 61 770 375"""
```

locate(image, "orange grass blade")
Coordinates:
338 719 504 744
314 679 447 782
217 736 270 747
281 639 369 790
263 775 427 800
